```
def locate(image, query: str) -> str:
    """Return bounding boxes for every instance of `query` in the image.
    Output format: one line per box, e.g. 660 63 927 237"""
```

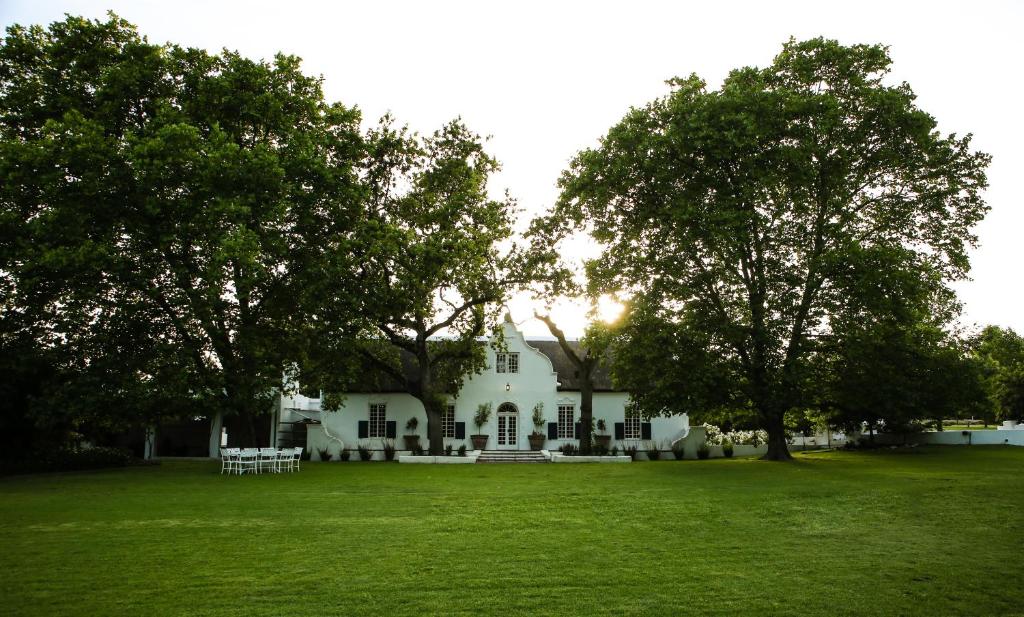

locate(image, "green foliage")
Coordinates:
340 448 351 462
1 446 134 474
974 326 1024 421
540 38 990 460
457 444 467 457
473 403 492 431
531 403 545 429
671 441 686 460
697 444 711 460
645 442 661 460
722 441 734 458
405 417 419 433
357 443 372 461
824 322 988 435
381 439 396 461
0 14 367 443
317 448 333 462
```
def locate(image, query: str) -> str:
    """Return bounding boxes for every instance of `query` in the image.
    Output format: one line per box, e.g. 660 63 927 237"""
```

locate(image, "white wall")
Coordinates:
871 430 1024 447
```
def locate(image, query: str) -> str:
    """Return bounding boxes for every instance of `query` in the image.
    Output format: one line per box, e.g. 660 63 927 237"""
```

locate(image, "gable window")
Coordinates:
557 404 575 439
624 415 642 440
442 404 456 438
496 352 520 374
369 403 387 438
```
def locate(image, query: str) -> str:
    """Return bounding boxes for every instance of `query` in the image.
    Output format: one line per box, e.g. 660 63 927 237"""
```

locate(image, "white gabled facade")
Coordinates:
279 318 689 460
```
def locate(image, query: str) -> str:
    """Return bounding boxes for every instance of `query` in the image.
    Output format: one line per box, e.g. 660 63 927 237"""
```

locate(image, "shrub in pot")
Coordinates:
645 441 661 460
697 444 711 460
457 444 467 457
357 442 372 461
317 447 333 462
528 402 546 451
470 402 492 450
340 447 352 462
722 440 734 458
594 418 612 450
403 417 421 452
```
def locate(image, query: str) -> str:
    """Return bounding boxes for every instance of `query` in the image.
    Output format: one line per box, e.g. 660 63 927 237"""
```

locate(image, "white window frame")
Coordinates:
624 415 642 440
507 352 520 374
369 403 387 438
442 404 456 438
557 404 575 439
496 352 507 373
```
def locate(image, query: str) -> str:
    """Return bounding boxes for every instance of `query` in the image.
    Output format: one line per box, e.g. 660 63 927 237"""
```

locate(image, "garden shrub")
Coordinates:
357 443 372 461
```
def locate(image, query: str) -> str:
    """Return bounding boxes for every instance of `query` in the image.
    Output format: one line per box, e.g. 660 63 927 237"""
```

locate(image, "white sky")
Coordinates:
3 0 1021 337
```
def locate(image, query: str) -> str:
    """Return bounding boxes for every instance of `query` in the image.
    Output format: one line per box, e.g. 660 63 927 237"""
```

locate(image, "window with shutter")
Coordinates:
442 404 456 438
369 403 387 438
624 416 641 440
557 404 574 439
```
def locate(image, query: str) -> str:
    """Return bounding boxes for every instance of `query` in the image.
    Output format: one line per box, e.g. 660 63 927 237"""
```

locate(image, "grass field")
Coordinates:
2 447 1022 616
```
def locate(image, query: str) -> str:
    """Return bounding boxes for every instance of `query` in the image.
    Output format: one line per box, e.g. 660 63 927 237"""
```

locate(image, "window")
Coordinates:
369 403 387 438
624 415 642 440
495 352 520 374
557 404 575 439
442 404 456 438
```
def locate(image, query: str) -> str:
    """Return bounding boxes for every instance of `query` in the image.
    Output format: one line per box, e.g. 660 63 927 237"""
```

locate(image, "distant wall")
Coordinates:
871 430 1024 447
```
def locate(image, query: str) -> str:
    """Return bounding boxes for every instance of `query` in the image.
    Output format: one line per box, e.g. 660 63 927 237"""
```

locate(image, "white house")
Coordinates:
280 315 690 460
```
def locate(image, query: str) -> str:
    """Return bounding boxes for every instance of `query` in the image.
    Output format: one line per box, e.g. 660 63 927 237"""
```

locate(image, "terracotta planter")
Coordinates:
470 434 488 450
403 435 420 451
528 433 546 451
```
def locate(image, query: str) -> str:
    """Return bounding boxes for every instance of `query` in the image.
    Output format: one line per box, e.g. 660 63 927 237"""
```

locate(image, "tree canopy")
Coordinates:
539 38 990 459
308 118 528 454
0 14 368 445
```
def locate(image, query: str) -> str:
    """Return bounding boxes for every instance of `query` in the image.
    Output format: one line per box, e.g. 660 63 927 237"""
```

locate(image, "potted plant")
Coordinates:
470 402 492 450
528 402 546 451
594 418 611 451
403 417 421 452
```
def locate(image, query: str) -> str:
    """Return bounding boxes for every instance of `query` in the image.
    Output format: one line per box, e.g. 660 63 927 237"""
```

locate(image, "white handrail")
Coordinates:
288 408 345 451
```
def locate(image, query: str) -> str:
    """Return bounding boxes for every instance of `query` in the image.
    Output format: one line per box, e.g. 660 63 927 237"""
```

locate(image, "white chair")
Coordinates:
236 448 258 475
274 447 292 473
292 447 304 472
258 448 278 474
219 447 237 474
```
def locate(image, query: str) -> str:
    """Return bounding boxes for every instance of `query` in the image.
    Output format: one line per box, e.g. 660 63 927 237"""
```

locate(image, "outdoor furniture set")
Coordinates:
219 447 304 475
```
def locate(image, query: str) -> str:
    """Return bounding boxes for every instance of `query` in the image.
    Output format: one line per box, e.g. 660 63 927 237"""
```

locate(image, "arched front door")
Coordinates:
496 402 519 450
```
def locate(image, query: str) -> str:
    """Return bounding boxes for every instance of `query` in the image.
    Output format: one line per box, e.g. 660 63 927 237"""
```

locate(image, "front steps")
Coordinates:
476 450 549 463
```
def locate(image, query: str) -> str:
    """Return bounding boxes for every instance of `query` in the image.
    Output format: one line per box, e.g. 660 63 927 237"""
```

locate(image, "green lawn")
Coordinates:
2 448 1022 616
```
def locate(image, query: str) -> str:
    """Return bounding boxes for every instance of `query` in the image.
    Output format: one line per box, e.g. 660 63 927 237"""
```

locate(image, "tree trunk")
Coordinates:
762 412 792 461
579 381 594 455
423 395 445 455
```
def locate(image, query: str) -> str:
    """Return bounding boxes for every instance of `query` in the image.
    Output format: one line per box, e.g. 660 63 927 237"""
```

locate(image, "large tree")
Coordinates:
311 119 526 455
0 15 367 444
532 312 616 454
541 38 990 459
975 326 1024 422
